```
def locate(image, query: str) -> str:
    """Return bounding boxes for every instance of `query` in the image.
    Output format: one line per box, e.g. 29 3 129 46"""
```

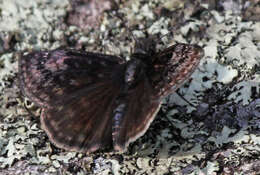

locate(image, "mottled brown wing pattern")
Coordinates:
148 43 204 98
19 49 125 108
19 41 204 153
19 49 126 151
111 43 204 152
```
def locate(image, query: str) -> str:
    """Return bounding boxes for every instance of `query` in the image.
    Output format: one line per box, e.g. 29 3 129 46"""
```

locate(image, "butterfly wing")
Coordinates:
19 43 203 152
41 78 122 152
19 49 125 108
112 43 204 152
19 49 126 152
112 75 161 152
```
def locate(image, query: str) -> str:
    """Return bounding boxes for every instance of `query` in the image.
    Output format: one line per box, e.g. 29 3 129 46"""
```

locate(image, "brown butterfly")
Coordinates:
18 38 204 153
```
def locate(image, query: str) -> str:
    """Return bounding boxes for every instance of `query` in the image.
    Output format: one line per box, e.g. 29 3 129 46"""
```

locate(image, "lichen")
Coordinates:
0 0 259 174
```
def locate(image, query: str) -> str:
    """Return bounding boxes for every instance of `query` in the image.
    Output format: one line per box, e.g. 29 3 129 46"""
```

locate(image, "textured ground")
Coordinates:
0 0 260 174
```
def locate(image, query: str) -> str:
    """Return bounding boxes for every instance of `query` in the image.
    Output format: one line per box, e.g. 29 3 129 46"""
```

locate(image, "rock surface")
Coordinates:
0 0 259 174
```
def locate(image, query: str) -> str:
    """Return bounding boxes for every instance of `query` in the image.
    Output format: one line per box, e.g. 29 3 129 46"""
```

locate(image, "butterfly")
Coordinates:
18 38 204 153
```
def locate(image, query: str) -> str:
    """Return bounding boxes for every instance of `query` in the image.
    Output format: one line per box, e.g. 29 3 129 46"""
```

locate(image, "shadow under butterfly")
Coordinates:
18 37 204 153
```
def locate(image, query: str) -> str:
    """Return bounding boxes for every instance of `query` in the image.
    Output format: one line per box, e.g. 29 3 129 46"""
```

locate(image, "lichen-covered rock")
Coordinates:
0 0 259 174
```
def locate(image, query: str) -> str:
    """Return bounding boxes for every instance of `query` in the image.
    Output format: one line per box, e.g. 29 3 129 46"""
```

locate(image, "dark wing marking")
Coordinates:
18 49 125 108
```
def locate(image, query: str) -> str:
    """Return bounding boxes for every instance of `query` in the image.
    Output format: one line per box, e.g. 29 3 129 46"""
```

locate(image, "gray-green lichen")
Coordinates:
0 0 259 174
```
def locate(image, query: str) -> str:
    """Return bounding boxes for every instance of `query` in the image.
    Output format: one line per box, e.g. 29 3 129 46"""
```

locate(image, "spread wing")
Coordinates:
19 49 125 108
19 43 203 153
40 70 161 152
41 79 122 152
19 49 125 152
19 49 162 152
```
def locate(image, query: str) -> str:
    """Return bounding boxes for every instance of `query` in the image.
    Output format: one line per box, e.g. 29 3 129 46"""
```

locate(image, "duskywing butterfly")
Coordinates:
18 37 204 153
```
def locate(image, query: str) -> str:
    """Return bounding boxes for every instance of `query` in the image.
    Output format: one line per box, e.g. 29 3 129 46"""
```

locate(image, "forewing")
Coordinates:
19 49 125 152
18 49 125 107
149 43 204 98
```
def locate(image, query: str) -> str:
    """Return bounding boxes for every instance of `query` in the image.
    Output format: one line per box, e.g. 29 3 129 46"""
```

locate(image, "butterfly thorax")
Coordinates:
123 58 147 90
